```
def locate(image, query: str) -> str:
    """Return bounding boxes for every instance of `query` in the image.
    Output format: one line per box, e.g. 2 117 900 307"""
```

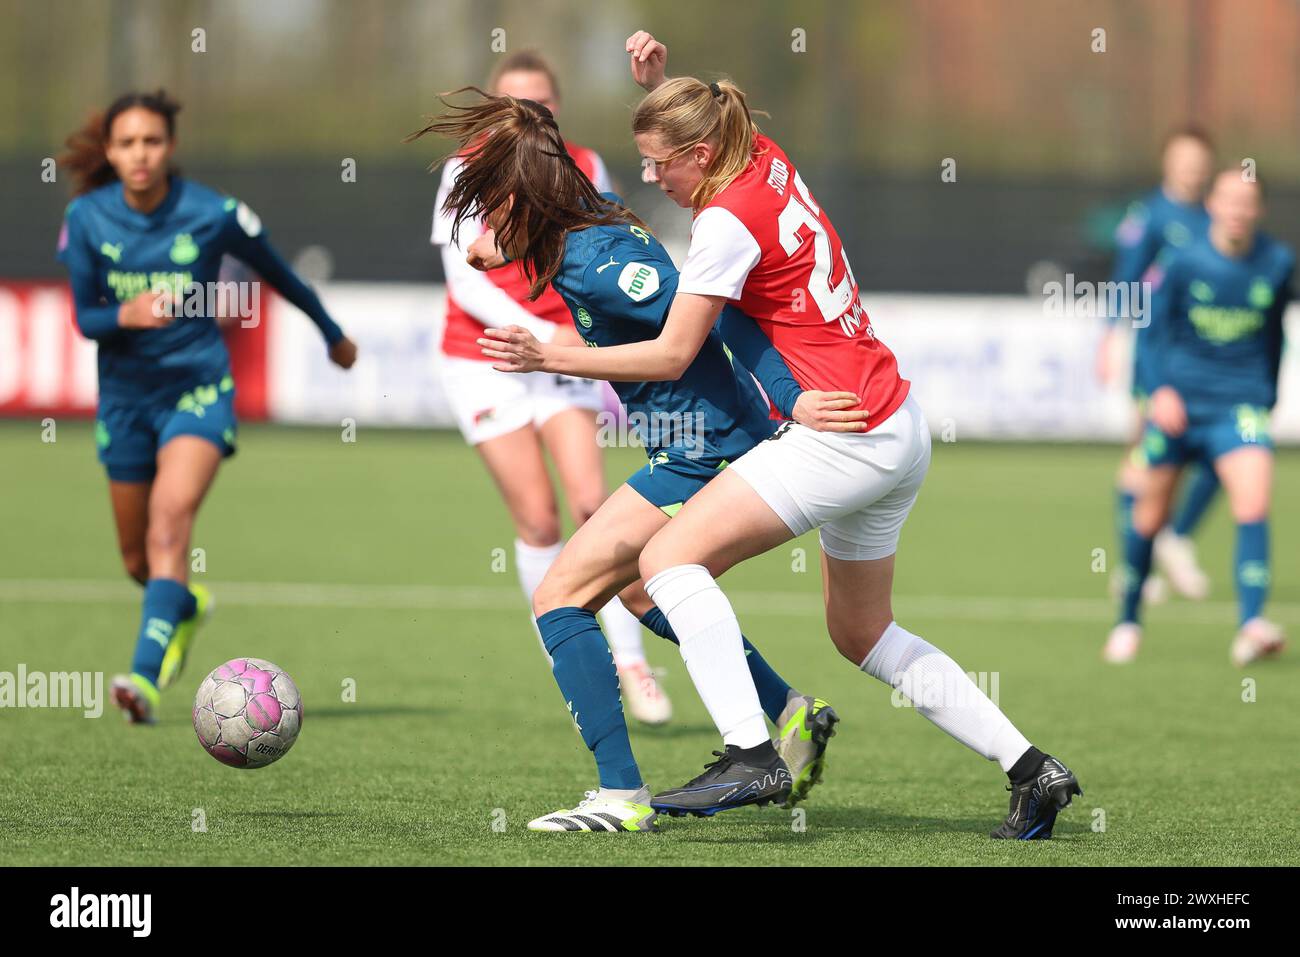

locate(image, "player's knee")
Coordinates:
567 497 604 528
1132 511 1162 538
145 505 193 556
515 508 561 548
531 572 572 619
1118 460 1145 493
1131 499 1167 537
145 524 182 557
616 581 654 619
638 536 677 583
827 615 891 665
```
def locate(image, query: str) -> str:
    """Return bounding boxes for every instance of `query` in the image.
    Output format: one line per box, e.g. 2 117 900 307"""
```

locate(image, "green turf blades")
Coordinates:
2 422 1297 865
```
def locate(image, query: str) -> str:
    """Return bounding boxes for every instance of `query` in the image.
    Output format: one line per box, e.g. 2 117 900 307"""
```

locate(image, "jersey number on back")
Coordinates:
776 172 864 337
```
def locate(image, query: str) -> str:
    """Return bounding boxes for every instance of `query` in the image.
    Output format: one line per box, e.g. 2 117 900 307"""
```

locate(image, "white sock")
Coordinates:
515 538 564 662
861 621 1031 772
644 564 768 748
598 595 647 668
515 538 563 600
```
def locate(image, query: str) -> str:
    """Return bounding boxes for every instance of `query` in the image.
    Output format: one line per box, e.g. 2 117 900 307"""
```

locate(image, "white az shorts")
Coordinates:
729 393 931 561
440 356 605 446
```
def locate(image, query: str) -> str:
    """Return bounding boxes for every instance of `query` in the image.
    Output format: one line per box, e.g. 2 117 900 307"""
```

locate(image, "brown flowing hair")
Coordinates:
60 89 182 196
405 88 647 300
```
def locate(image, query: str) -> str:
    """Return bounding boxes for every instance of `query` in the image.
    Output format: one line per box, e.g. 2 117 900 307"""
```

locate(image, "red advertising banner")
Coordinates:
0 281 269 420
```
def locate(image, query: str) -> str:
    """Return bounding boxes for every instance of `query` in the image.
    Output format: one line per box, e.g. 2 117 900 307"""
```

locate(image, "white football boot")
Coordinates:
1103 622 1142 664
527 788 658 832
1154 529 1211 600
617 661 672 725
1230 618 1285 667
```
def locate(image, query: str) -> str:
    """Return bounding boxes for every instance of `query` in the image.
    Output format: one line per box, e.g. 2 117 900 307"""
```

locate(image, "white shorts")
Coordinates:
729 393 931 561
440 356 605 446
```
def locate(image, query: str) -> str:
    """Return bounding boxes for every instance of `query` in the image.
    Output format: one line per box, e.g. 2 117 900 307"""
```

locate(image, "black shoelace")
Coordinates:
683 750 730 786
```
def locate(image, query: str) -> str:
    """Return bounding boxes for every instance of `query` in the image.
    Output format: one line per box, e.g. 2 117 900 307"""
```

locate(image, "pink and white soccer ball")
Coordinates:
193 658 303 768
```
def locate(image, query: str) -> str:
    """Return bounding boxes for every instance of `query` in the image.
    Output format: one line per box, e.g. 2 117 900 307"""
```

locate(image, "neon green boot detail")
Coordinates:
158 583 213 691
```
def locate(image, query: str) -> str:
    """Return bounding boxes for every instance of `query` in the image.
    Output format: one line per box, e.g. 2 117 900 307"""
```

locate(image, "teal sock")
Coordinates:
1115 487 1136 544
130 578 196 685
1173 463 1220 537
1235 521 1269 625
1119 524 1154 625
639 606 792 723
536 606 641 791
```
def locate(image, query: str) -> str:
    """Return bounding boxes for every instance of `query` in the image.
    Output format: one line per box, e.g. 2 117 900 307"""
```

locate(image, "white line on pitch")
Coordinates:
0 578 1295 626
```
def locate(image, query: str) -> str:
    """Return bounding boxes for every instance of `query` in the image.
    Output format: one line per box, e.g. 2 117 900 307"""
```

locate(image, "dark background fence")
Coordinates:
9 158 1300 292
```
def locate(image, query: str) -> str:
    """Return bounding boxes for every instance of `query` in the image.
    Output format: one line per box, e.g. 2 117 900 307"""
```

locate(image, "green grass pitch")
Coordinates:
1 420 1297 865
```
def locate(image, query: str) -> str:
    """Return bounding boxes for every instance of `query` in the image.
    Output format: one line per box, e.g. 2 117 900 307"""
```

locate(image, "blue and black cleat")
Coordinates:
990 754 1082 840
651 741 792 817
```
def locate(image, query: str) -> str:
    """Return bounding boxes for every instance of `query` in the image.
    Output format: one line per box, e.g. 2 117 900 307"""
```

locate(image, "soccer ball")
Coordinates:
193 658 303 769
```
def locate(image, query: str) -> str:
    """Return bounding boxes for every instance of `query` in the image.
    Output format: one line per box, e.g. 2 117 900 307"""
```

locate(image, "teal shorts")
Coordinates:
625 450 730 517
97 374 238 482
1137 405 1272 470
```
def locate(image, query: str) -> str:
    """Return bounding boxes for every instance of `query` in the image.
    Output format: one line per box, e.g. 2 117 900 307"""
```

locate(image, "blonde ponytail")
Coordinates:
632 76 761 209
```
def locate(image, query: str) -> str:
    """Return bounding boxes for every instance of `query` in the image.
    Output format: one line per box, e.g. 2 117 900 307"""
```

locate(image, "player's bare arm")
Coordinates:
480 291 867 432
626 30 668 91
480 290 721 381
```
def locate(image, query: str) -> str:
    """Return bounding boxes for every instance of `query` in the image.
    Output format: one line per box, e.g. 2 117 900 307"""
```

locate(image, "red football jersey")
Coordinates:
432 142 610 361
678 134 908 429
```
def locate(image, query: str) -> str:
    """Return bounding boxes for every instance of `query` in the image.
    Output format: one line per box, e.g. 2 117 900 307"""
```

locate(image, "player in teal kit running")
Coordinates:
1105 170 1293 665
409 91 863 830
57 91 358 723
1098 127 1216 605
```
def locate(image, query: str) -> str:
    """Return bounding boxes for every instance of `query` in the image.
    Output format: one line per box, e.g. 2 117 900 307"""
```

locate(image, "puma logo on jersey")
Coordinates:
767 158 790 195
100 241 123 263
596 256 620 274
